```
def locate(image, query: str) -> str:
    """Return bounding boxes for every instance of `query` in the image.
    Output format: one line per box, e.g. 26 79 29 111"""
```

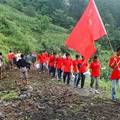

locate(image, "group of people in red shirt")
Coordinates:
37 51 101 93
0 46 120 101
37 47 120 100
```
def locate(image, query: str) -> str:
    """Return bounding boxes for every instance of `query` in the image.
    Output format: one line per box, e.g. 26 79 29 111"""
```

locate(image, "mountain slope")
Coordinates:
0 3 68 55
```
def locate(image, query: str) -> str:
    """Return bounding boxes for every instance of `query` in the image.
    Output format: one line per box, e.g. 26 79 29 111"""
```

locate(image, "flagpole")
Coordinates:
106 35 114 54
98 45 108 67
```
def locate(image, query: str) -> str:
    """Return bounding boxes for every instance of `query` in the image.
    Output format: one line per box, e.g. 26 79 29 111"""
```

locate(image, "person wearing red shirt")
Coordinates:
72 54 80 86
90 56 101 93
47 53 51 74
56 53 63 80
109 47 120 101
43 51 49 70
76 56 88 88
63 53 72 85
7 50 15 70
44 51 49 61
37 52 45 72
48 52 56 77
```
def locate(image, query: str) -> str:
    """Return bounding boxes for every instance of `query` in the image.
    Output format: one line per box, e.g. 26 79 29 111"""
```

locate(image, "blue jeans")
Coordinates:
112 79 120 100
63 72 71 85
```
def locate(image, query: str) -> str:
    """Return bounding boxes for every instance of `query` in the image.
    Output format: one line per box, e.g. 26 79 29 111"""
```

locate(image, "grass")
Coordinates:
100 80 120 99
82 76 120 100
0 91 18 101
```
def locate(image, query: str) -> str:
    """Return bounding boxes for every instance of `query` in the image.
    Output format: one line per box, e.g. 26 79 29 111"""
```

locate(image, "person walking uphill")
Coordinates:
76 56 88 88
37 51 46 73
48 52 56 78
109 47 120 101
90 56 101 93
17 54 28 85
7 50 15 70
72 54 80 86
63 53 72 85
56 53 63 80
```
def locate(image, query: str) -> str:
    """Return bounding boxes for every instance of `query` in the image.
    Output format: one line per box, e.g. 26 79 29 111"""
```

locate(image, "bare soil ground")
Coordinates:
0 69 120 120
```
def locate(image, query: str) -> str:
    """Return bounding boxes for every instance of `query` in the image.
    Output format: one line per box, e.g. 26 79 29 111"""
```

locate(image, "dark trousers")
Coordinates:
90 76 99 89
73 72 78 86
76 73 86 88
26 63 31 71
63 72 71 85
49 66 56 77
48 65 50 74
39 63 44 72
57 68 62 79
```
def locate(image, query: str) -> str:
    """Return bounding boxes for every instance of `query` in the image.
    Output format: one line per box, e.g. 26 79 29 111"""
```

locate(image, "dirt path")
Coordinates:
0 69 120 120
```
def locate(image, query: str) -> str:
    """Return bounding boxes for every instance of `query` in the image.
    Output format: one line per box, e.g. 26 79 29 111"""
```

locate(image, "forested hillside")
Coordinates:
0 0 120 54
1 1 120 119
0 0 68 55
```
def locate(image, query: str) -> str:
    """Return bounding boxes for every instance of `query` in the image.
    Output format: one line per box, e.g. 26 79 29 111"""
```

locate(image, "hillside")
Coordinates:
0 3 68 55
0 0 120 55
0 1 120 120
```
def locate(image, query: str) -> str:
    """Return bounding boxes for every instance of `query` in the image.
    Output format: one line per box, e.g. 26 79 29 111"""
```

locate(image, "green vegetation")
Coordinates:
0 91 17 101
0 0 120 82
0 2 69 54
0 0 120 53
0 0 120 51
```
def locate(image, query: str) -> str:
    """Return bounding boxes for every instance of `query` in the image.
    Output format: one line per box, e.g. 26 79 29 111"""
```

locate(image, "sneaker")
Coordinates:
52 78 56 80
95 90 100 94
112 99 117 102
89 88 93 92
90 88 96 92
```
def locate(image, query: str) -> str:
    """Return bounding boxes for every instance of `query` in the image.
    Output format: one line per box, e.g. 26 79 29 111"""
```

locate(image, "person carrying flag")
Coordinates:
109 47 120 101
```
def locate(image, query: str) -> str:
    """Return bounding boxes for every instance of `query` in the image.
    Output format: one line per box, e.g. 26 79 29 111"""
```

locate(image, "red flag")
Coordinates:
65 0 107 60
